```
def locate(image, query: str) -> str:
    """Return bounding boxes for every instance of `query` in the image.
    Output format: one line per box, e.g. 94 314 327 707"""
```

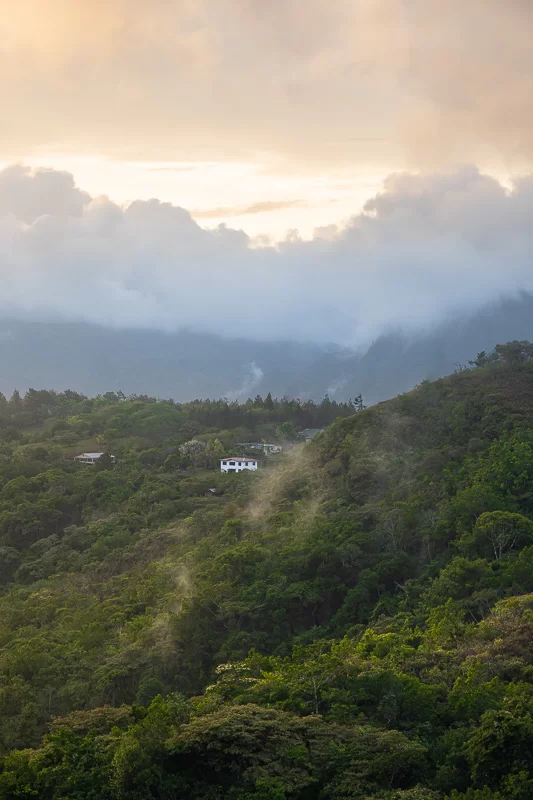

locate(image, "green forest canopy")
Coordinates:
1 343 533 797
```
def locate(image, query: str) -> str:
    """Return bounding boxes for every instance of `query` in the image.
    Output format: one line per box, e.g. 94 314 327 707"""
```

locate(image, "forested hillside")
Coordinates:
2 346 533 797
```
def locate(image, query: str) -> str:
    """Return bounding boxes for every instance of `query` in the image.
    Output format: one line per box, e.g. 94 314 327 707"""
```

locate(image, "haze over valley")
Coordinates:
2 292 533 403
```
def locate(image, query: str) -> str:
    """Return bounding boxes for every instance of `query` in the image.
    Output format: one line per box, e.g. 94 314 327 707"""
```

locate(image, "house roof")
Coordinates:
298 429 324 437
76 452 105 459
221 456 257 463
236 442 277 447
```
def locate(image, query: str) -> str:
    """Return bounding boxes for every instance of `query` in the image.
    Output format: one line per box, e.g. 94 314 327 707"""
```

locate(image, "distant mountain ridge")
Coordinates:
1 293 533 402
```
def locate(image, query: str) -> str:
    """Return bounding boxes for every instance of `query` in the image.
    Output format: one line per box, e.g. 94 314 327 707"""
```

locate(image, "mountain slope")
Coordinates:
2 293 533 403
2 359 533 796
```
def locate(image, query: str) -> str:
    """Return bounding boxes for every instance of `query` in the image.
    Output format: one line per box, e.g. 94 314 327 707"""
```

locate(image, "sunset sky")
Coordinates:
2 0 532 237
0 1 532 345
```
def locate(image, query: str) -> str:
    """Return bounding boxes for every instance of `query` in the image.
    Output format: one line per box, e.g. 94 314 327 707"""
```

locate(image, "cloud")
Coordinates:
0 164 532 347
1 1 532 170
380 0 533 167
225 362 265 400
192 200 306 219
0 164 90 223
147 165 201 173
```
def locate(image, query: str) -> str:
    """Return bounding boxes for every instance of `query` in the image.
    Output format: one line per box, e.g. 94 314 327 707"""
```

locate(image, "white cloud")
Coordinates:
0 164 531 347
0 164 90 222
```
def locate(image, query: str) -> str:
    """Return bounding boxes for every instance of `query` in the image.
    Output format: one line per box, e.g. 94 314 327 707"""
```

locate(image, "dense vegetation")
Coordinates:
2 344 533 797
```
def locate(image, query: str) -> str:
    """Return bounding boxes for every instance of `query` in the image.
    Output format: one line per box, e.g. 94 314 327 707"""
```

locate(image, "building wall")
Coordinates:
75 454 116 465
220 460 258 473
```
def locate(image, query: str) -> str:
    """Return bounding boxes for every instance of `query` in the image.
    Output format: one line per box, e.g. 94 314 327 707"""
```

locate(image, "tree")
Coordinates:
468 350 498 368
0 727 117 799
213 438 225 457
8 389 22 412
163 704 426 800
112 694 190 798
495 341 533 365
276 422 297 441
94 453 115 472
0 547 20 584
462 511 533 561
466 689 533 791
353 393 366 412
447 790 503 799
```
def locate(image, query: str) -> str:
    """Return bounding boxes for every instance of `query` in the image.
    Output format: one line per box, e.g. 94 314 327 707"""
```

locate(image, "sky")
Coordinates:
0 0 532 342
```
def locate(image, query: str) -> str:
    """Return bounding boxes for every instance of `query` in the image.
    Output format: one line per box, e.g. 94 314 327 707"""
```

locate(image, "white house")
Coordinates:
75 452 116 465
220 457 258 473
235 442 282 455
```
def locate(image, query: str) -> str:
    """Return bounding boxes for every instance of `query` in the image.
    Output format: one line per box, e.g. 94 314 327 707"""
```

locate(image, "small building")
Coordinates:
75 452 116 466
297 428 324 443
236 442 282 455
220 457 258 474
